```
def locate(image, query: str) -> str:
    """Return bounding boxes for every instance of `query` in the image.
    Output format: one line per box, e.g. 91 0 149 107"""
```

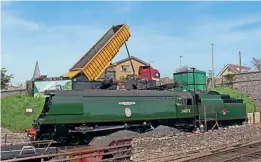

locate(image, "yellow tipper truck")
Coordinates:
64 24 131 81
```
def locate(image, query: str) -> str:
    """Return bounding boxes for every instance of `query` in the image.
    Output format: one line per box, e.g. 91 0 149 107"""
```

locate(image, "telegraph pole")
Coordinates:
211 44 215 88
239 51 242 73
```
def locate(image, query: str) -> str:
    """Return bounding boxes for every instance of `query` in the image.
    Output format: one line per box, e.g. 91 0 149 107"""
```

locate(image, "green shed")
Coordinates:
173 69 207 92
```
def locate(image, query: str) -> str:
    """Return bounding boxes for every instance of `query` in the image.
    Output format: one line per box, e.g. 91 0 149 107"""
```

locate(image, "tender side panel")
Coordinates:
82 24 130 81
42 96 178 124
218 103 246 120
199 95 223 120
136 96 176 120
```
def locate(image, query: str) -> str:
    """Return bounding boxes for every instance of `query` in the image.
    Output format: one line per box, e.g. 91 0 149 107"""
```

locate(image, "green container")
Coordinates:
173 69 206 92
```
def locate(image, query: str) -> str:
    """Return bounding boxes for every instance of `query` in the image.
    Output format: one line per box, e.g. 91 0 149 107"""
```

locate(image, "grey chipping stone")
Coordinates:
131 124 261 162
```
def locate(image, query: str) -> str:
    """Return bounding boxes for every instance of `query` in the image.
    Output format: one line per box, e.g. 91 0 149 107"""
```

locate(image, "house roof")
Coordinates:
113 56 150 66
217 64 251 77
228 64 251 72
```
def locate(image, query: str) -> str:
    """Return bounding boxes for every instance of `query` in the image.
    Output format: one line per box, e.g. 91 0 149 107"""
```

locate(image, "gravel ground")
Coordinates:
1 127 29 146
131 124 261 162
0 128 12 134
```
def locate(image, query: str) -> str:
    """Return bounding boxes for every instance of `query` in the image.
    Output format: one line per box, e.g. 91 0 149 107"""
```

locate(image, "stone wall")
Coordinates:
131 124 261 161
232 71 261 109
0 89 27 98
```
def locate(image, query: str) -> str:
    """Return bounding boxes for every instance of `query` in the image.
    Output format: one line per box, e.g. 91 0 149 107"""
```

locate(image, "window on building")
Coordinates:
121 65 130 72
126 74 137 80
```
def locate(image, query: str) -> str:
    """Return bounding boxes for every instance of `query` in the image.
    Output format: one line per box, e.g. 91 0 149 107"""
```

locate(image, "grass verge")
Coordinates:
210 87 255 113
1 95 45 132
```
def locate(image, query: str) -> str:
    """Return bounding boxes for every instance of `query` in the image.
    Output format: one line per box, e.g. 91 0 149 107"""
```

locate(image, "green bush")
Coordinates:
1 95 45 132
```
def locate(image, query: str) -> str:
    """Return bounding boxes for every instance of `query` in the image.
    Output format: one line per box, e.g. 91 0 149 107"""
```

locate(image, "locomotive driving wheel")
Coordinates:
83 134 93 144
57 137 67 145
70 136 80 145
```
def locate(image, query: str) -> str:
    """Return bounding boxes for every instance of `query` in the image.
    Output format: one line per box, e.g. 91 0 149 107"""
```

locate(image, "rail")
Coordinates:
3 132 261 162
138 139 261 162
1 133 56 146
2 138 132 162
178 139 261 162
1 140 58 161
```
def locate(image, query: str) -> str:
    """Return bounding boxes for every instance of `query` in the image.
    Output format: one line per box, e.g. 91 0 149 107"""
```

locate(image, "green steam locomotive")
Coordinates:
26 70 247 145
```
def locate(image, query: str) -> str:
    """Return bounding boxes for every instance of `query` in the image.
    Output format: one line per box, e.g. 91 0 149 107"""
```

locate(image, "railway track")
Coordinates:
173 140 261 162
0 140 87 161
1 138 133 162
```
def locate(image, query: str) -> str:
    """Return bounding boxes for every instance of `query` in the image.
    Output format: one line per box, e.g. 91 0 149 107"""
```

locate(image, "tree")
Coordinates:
251 57 261 71
176 66 189 72
1 68 13 90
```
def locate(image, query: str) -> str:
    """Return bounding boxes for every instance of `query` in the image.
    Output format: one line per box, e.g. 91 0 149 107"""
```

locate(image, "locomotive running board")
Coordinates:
69 123 150 134
69 125 126 133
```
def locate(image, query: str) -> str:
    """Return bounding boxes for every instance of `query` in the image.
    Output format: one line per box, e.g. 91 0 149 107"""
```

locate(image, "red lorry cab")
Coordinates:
137 65 160 81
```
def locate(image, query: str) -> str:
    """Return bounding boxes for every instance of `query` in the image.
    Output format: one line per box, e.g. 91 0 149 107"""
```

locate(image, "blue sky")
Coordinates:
1 1 261 84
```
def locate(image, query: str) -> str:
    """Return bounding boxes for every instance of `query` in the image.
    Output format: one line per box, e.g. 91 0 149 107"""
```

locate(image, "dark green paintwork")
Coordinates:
39 91 247 125
42 96 195 124
199 94 246 120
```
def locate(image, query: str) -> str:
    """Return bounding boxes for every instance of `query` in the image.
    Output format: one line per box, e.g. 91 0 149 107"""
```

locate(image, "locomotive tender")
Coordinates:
27 89 246 145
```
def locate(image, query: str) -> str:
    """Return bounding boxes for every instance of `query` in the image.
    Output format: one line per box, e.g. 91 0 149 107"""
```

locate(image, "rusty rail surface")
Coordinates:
175 139 261 162
2 138 133 162
135 139 261 162
1 134 56 146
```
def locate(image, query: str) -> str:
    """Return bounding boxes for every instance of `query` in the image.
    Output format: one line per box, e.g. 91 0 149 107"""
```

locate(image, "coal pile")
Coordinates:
89 126 181 147
141 125 181 138
90 130 140 147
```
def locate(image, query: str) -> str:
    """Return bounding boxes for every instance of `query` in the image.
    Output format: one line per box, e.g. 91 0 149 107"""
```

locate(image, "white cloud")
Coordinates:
1 11 261 84
118 1 140 13
2 12 40 31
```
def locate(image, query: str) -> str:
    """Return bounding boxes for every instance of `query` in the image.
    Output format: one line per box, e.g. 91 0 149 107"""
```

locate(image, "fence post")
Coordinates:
5 133 7 146
204 104 207 132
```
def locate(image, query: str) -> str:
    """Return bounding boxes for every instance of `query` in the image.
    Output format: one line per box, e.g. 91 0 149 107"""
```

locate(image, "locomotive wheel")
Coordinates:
70 136 80 145
83 135 93 144
57 137 67 145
